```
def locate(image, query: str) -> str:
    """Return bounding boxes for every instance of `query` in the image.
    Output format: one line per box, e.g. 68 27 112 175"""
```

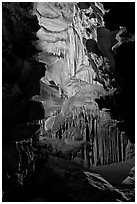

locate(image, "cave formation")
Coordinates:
2 2 135 202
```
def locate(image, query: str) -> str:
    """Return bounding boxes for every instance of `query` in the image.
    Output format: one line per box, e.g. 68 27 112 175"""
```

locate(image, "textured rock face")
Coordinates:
19 155 128 202
35 2 133 97
2 3 46 137
33 2 133 168
2 2 45 198
5 154 128 202
122 166 135 185
34 2 104 97
125 140 135 160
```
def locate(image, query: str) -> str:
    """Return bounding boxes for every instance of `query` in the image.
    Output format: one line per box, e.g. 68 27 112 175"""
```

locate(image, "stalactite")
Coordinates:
115 131 118 162
102 136 104 165
113 135 116 163
116 128 120 163
98 128 101 166
91 140 94 167
115 127 118 163
85 123 90 167
93 118 97 166
112 135 115 163
111 130 113 163
112 127 114 163
122 134 125 160
84 143 87 167
89 117 92 137
43 106 129 167
110 137 113 164
123 133 128 160
104 136 107 165
120 132 124 162
118 130 122 162
104 127 108 165
114 135 117 163
60 125 63 139
107 126 110 164
96 136 99 166
90 117 94 166
95 122 99 166
97 127 101 165
110 127 112 163
108 127 111 164
113 126 117 163
112 128 114 163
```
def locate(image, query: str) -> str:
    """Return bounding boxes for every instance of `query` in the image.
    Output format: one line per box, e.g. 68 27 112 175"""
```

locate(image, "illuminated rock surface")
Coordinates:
2 2 135 202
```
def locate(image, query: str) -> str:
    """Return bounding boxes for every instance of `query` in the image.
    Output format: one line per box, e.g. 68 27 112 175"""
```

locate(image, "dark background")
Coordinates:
78 2 135 143
103 2 135 143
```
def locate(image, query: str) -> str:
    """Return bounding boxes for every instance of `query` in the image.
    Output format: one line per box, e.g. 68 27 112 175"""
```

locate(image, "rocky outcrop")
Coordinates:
35 155 128 202
122 166 135 185
35 2 134 97
34 2 114 97
125 140 135 160
4 155 128 202
33 2 134 168
2 2 45 138
34 2 135 146
2 2 45 199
